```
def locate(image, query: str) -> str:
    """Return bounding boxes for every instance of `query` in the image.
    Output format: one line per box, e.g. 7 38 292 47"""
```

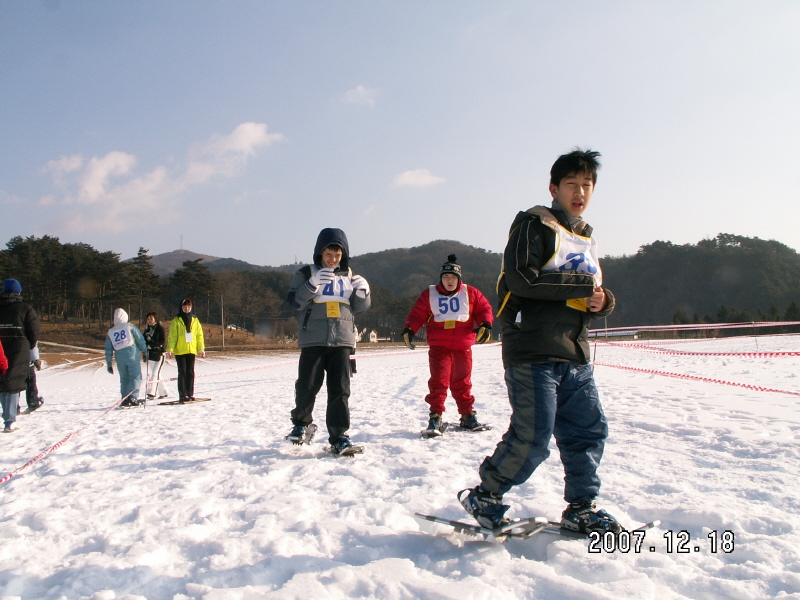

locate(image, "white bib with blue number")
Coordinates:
313 269 354 305
429 285 470 322
541 224 603 286
108 324 135 351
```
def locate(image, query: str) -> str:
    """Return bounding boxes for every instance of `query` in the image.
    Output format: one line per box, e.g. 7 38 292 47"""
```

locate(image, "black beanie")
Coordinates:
440 254 462 279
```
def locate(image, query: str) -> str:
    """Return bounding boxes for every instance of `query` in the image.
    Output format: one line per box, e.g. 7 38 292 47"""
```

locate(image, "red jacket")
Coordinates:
405 281 494 350
0 341 7 375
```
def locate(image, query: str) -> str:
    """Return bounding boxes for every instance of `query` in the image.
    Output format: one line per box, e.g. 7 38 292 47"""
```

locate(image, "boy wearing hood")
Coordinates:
402 254 494 435
0 279 39 432
460 148 620 535
286 228 371 454
166 299 205 403
105 308 148 407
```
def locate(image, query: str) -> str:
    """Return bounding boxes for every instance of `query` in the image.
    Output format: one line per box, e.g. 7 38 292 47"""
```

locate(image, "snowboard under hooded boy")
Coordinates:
286 228 371 454
105 308 147 406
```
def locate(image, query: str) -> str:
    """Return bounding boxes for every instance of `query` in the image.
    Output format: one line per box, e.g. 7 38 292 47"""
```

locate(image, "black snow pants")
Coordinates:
291 346 352 445
175 353 196 400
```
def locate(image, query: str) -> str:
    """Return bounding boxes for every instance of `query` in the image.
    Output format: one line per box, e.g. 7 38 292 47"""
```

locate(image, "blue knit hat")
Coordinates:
2 279 22 294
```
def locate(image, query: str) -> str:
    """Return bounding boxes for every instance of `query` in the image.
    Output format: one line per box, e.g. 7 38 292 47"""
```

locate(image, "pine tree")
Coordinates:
128 247 161 325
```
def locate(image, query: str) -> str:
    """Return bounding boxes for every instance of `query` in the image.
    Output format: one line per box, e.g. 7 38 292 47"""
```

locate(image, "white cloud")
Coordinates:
45 154 84 176
342 85 378 108
393 168 446 188
43 122 285 233
43 154 84 185
78 151 137 204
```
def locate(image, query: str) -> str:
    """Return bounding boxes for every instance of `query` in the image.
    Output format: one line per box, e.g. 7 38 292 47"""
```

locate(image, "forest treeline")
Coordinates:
1 234 799 341
601 233 800 327
0 235 295 337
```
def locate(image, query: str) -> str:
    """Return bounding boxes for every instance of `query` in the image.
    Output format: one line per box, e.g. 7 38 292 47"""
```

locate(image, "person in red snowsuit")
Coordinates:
402 254 494 433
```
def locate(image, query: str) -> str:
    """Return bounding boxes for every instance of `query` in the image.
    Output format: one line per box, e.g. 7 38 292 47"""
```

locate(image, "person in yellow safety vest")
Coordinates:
166 298 205 403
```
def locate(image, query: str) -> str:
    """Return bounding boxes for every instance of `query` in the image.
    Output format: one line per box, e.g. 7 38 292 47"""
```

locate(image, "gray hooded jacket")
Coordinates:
287 228 371 348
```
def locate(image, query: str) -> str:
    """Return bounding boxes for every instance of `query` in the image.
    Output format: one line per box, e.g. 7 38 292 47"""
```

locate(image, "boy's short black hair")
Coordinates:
550 148 601 186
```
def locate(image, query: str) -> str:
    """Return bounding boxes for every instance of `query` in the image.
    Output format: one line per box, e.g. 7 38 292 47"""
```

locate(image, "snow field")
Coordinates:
0 336 799 600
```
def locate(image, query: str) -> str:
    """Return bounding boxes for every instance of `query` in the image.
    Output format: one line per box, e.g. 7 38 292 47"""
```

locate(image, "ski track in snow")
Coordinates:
1 336 799 600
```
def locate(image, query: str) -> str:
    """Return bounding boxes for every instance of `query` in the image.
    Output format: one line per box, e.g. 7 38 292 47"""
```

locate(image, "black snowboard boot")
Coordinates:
561 501 622 533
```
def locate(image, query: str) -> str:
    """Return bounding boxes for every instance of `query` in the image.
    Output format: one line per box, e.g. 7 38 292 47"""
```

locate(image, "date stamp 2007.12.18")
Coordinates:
588 529 735 554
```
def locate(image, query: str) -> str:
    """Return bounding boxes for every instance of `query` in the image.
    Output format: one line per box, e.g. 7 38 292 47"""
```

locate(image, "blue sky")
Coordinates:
2 1 799 267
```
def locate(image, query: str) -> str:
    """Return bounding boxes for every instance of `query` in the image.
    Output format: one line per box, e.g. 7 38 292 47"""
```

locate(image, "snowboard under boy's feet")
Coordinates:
560 501 622 533
286 423 318 445
328 436 364 457
457 410 492 432
158 398 211 406
458 486 511 529
414 513 547 542
421 412 448 438
415 511 660 542
22 399 44 414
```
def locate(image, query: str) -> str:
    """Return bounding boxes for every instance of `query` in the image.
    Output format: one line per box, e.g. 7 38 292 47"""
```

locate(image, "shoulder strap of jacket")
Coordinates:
286 265 314 309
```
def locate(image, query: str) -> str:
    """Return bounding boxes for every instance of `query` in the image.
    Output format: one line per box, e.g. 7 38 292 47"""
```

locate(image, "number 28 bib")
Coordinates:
108 324 135 351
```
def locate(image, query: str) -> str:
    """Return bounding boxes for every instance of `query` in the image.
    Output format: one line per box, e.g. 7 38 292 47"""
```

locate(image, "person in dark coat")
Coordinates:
0 279 40 433
143 312 169 399
460 149 619 534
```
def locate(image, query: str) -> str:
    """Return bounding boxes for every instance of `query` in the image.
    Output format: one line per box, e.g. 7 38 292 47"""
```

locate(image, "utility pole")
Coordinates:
221 294 225 349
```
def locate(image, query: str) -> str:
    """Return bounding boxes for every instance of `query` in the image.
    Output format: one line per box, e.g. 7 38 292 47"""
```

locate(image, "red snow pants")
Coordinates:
424 345 474 415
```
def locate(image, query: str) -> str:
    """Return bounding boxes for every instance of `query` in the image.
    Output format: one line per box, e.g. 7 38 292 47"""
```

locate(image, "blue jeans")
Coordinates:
479 362 608 503
1 391 21 425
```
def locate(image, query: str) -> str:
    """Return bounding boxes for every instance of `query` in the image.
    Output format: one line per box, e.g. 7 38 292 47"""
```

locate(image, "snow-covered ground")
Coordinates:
1 335 799 600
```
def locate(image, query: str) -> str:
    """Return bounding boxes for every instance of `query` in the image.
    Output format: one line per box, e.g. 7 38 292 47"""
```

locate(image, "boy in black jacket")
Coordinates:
0 279 39 433
460 148 620 534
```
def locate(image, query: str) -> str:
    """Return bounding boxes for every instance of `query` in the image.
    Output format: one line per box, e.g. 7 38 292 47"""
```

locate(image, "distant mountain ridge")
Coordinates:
141 233 800 327
145 249 300 276
145 241 501 297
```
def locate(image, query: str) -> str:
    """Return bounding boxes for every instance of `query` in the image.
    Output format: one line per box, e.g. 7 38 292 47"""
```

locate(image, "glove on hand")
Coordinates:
308 267 335 289
351 275 369 292
474 322 492 344
107 365 114 375
34 359 43 371
402 327 416 350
